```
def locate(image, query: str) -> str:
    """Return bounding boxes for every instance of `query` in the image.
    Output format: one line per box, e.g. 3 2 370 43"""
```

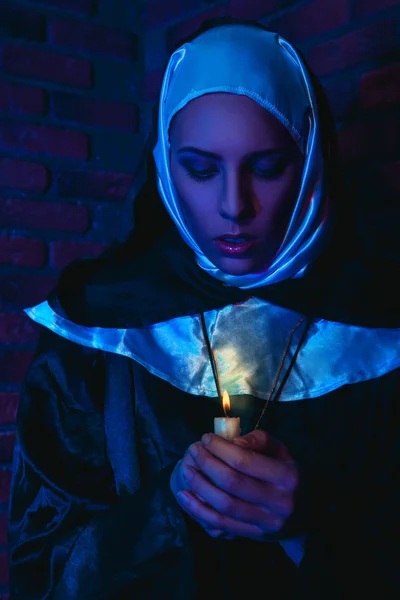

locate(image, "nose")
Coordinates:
218 169 255 222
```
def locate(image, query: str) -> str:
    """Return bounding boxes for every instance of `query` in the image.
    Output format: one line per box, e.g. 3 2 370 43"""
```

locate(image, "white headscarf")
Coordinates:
153 24 330 289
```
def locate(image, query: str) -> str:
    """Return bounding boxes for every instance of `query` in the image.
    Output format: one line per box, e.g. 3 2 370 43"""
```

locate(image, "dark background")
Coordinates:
0 0 399 595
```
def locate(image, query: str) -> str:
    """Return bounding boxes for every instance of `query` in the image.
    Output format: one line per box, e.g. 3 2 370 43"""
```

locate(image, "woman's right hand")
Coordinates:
170 443 225 538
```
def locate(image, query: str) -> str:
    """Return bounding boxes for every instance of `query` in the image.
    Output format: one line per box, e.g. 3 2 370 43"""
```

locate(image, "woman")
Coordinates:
8 18 400 599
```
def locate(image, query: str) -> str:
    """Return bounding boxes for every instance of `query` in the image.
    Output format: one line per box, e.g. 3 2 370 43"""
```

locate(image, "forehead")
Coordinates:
169 92 296 151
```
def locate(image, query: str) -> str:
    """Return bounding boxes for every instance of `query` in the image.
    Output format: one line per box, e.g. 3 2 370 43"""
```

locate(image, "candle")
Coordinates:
214 390 241 441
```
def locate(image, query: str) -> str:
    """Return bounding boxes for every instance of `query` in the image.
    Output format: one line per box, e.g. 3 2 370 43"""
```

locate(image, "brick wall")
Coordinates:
0 0 142 595
1 0 400 596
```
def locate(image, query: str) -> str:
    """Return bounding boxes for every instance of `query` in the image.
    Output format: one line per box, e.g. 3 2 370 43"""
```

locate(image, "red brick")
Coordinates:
3 44 92 88
308 18 397 77
27 0 94 14
228 0 286 19
360 63 400 111
0 122 89 160
0 552 9 586
52 93 139 131
338 115 398 163
143 69 164 101
57 170 134 201
269 0 350 42
0 4 45 42
50 18 137 60
166 6 228 52
0 393 19 425
0 159 49 192
0 433 15 463
50 240 110 269
0 514 7 546
0 351 34 383
0 237 46 268
143 0 197 28
0 275 58 309
0 83 46 116
0 470 11 503
0 313 40 345
354 0 399 17
0 198 90 233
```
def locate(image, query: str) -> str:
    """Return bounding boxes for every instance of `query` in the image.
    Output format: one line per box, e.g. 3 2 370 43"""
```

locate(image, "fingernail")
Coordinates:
233 437 248 446
177 491 190 505
207 529 224 538
189 443 199 458
183 466 194 482
202 433 211 445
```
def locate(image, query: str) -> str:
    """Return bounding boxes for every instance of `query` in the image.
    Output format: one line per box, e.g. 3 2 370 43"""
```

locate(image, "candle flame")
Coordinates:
222 390 230 413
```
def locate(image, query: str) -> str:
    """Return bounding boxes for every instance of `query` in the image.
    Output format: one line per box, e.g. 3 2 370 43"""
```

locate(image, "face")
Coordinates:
169 93 304 276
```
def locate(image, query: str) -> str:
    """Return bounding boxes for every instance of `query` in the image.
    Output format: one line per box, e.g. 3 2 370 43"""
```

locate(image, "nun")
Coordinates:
8 18 400 600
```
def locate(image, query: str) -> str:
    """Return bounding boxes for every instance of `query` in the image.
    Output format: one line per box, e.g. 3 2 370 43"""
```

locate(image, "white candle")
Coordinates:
214 416 241 441
214 390 241 441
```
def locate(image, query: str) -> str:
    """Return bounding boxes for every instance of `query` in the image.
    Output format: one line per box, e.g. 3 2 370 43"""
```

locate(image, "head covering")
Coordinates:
153 24 331 289
39 23 400 332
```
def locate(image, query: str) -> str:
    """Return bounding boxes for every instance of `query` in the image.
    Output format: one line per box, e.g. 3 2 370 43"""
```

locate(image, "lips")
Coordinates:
214 234 256 256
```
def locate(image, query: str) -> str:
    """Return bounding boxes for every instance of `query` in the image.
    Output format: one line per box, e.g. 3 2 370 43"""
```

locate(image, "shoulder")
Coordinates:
21 321 108 419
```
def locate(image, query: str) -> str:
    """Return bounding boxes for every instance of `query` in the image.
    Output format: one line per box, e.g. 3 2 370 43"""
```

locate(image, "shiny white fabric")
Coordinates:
25 300 400 402
153 25 331 289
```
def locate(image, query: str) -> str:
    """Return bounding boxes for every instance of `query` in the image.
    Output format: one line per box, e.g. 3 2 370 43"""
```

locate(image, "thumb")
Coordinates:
233 429 270 451
233 430 292 460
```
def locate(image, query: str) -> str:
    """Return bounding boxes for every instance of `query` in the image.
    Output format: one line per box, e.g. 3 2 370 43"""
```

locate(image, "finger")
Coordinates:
176 491 265 540
206 529 235 540
182 465 286 526
234 430 293 462
197 435 298 491
204 528 227 538
179 452 209 504
181 450 197 470
182 505 228 539
189 443 295 517
176 453 198 492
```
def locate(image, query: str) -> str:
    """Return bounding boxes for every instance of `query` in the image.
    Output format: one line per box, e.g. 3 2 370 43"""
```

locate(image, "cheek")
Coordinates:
175 182 215 230
257 175 300 223
180 195 211 232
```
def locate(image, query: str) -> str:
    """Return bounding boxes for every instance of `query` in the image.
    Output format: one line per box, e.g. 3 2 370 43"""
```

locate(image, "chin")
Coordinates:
217 257 262 277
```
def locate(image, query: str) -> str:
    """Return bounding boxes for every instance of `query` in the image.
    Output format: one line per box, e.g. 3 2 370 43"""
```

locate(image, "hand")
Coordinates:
170 442 229 538
172 430 299 541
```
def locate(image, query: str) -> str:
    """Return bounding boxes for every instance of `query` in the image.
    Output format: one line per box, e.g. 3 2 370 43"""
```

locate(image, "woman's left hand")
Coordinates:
176 429 299 540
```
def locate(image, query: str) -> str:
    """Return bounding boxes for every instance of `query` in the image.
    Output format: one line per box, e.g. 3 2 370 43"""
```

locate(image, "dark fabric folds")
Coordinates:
8 330 195 600
8 326 400 599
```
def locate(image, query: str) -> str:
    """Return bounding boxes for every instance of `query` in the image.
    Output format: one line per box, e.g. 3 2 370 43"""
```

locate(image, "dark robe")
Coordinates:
8 228 400 599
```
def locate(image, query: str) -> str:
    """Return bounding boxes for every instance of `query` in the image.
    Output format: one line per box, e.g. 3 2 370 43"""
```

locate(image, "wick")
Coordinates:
223 400 228 419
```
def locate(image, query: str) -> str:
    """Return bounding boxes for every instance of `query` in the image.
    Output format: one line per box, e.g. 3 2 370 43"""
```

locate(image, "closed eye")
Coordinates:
182 157 289 183
251 158 288 180
184 168 218 182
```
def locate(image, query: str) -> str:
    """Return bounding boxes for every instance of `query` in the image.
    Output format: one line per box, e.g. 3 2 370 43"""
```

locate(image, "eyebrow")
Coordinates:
177 146 287 160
